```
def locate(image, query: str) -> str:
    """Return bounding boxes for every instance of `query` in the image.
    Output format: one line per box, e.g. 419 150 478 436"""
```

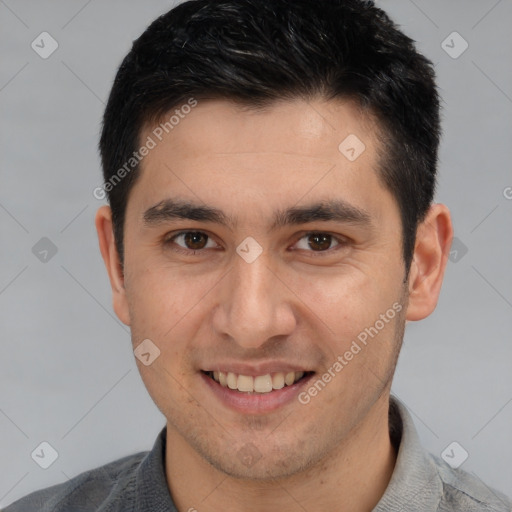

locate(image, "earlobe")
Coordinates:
95 206 131 326
406 204 453 321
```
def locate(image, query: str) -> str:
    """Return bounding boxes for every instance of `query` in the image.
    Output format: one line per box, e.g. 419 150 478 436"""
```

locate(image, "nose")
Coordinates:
212 254 297 349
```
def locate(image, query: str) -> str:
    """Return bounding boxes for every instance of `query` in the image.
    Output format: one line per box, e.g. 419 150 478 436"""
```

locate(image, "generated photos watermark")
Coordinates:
93 97 198 200
298 302 403 405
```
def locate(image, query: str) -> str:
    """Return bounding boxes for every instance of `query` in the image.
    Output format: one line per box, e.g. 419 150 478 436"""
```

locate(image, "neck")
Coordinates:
166 394 396 512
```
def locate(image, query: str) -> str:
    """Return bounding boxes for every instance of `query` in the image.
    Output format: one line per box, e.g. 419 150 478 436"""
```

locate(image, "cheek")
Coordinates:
292 267 401 334
289 268 405 388
124 263 216 348
125 267 197 409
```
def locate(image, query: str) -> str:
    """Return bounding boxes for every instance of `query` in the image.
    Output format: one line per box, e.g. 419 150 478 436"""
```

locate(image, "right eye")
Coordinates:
164 231 219 255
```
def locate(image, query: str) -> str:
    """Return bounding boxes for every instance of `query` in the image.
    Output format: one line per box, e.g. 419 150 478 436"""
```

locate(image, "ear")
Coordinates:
406 203 453 321
95 206 131 326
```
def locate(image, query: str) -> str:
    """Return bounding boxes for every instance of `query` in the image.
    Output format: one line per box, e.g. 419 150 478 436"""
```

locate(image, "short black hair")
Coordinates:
99 0 440 272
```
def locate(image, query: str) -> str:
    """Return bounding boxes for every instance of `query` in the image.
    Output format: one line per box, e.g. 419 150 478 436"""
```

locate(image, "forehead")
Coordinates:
142 98 378 160
129 98 393 225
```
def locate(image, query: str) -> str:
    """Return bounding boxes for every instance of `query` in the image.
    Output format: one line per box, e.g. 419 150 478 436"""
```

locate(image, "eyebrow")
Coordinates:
143 198 373 231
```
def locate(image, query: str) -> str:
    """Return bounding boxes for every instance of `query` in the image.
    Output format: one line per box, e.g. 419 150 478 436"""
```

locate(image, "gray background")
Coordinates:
1 0 511 506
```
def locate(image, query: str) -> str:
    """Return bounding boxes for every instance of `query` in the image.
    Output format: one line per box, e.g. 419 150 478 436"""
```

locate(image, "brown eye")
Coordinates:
168 231 216 253
293 232 345 255
307 233 333 251
182 232 209 250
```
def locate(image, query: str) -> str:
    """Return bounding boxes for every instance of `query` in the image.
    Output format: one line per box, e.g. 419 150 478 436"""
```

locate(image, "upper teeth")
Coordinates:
211 371 305 393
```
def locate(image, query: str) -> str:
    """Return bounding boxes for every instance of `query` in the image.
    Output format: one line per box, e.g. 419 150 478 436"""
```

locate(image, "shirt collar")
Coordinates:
134 427 177 512
373 395 443 511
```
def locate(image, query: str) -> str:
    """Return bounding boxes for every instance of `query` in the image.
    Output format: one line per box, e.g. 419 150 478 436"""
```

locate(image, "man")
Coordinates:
4 0 511 510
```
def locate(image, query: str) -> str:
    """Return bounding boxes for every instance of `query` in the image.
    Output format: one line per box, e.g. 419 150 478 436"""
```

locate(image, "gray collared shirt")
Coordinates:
3 397 511 511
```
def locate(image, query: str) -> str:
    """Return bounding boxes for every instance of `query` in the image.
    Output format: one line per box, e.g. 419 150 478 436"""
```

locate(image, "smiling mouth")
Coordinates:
202 370 313 394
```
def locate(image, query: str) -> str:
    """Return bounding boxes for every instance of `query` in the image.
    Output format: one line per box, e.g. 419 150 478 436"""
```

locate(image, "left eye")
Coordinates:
294 233 342 252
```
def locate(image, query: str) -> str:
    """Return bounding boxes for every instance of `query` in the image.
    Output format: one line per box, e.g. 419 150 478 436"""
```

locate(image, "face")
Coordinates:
104 98 412 479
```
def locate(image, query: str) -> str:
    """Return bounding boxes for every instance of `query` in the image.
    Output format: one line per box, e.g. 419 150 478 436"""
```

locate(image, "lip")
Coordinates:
201 370 314 414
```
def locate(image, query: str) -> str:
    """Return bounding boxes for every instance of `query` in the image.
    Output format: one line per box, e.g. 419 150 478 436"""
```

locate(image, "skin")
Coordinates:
96 98 453 512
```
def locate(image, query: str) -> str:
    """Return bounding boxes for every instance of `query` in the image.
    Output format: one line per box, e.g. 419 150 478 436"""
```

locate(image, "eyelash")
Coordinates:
164 230 349 258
